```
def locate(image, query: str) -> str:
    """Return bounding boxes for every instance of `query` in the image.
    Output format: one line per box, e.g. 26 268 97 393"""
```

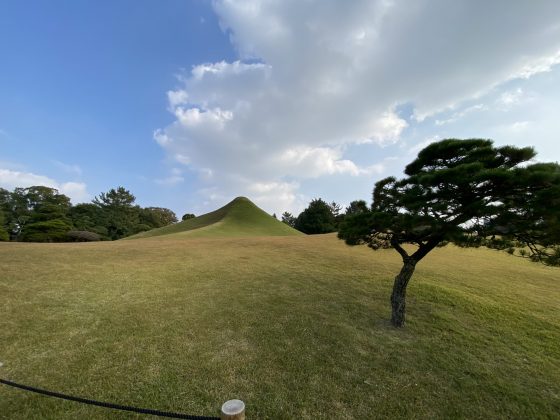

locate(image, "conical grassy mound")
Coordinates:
128 197 302 239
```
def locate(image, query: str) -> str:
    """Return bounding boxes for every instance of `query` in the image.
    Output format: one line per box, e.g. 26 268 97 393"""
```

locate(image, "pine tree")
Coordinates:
339 139 560 327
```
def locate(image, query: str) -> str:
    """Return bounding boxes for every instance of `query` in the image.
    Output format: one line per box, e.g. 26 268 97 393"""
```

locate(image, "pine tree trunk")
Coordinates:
390 257 417 327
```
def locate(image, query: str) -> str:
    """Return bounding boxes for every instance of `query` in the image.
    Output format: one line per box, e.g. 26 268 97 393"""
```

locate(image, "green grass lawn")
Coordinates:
1 234 559 419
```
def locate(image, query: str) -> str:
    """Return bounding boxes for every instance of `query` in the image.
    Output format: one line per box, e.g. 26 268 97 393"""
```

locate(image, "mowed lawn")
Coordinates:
0 234 559 419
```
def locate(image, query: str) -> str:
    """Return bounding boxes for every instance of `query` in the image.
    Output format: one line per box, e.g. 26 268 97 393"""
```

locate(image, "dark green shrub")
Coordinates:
66 230 101 242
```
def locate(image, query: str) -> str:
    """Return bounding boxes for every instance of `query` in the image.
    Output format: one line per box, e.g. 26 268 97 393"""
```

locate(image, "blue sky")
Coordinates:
1 1 560 217
0 0 233 213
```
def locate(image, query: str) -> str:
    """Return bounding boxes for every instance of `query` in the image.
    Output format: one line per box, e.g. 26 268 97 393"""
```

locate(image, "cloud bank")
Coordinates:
155 0 560 213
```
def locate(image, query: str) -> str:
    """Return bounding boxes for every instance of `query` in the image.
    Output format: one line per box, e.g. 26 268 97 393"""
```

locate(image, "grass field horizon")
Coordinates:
1 231 559 419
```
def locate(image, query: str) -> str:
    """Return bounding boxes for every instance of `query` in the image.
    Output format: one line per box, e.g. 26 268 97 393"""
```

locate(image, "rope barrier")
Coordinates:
0 378 220 420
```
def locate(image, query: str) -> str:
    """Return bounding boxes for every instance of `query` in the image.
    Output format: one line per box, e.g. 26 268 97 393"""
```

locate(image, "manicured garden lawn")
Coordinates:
1 234 559 418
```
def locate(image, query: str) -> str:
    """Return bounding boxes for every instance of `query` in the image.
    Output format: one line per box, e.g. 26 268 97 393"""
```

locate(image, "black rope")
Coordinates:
0 378 220 420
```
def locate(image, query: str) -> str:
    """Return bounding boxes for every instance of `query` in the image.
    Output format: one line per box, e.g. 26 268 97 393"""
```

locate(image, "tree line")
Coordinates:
280 199 368 234
0 186 179 242
0 183 362 242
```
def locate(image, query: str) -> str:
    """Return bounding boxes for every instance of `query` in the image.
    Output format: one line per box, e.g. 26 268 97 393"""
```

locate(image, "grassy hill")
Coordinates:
0 235 559 418
128 196 302 239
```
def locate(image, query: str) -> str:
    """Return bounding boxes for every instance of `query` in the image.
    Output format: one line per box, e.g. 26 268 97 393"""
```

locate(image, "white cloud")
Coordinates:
175 154 191 165
514 52 560 79
0 168 90 203
154 129 172 146
276 146 361 177
167 90 189 108
247 181 303 214
175 106 233 128
0 169 55 190
273 146 386 178
190 60 270 80
498 88 524 107
155 1 560 212
509 121 531 133
360 112 409 145
59 182 89 203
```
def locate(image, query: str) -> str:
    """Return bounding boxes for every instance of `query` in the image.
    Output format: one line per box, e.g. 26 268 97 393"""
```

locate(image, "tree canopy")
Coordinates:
2 186 73 242
0 209 9 241
345 200 369 216
281 211 296 228
339 139 560 327
140 207 178 229
295 198 336 234
69 203 108 237
92 187 136 240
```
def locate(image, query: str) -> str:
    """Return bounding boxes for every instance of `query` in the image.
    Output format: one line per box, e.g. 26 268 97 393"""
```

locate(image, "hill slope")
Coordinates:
128 196 302 239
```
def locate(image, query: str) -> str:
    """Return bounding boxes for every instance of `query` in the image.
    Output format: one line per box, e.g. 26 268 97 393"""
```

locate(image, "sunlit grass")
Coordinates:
0 234 558 418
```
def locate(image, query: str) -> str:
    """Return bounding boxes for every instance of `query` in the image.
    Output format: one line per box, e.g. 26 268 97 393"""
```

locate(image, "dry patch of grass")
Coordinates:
0 235 558 418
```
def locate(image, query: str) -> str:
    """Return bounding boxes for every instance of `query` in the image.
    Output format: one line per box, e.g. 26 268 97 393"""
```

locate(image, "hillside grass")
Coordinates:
0 234 559 419
128 197 302 239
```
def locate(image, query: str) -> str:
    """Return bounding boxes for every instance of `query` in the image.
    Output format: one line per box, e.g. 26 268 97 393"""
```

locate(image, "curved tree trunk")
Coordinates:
390 257 417 327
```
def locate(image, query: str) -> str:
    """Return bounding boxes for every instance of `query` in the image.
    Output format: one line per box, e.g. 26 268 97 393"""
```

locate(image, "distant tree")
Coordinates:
6 187 32 239
0 188 10 215
140 207 178 228
0 188 16 240
345 200 369 215
93 186 135 208
25 186 71 219
329 201 345 228
133 223 153 233
10 186 73 242
272 213 277 219
22 219 73 242
0 186 74 241
25 186 71 212
0 188 9 234
182 213 196 221
329 201 342 218
339 139 560 327
281 211 296 228
0 209 9 241
93 187 139 240
0 187 9 204
69 203 108 238
295 198 336 234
